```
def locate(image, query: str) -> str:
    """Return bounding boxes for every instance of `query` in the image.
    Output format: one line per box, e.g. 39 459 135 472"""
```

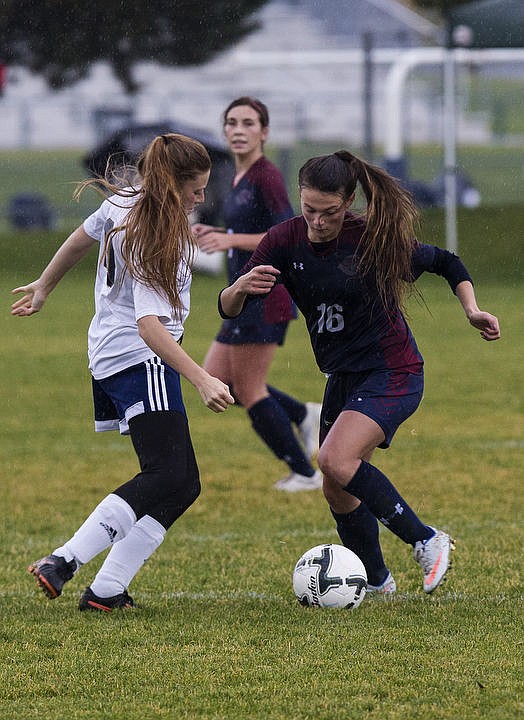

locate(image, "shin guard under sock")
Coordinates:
248 396 313 476
54 493 137 567
267 385 307 426
344 461 433 545
331 504 389 586
90 514 166 597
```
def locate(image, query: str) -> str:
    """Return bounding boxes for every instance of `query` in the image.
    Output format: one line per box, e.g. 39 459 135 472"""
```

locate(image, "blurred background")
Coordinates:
0 0 522 268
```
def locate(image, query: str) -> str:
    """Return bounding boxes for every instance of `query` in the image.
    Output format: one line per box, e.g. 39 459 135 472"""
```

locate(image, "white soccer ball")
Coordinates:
293 543 367 610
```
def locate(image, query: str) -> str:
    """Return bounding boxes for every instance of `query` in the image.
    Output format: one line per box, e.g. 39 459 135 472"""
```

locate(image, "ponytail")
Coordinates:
352 156 419 313
75 133 211 318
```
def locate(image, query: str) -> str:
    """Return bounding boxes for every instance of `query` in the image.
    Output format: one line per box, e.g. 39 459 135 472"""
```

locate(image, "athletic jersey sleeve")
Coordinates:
217 220 294 319
132 280 174 323
411 243 473 292
83 193 137 242
83 199 111 242
256 162 294 225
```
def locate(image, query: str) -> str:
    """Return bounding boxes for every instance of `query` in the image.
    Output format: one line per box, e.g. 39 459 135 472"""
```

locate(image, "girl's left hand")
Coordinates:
196 231 232 254
468 311 501 341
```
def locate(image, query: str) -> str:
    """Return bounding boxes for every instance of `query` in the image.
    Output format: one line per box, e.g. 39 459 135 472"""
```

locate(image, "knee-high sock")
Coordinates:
54 493 137 567
344 461 433 545
331 503 389 586
90 514 166 597
248 396 314 476
267 385 307 425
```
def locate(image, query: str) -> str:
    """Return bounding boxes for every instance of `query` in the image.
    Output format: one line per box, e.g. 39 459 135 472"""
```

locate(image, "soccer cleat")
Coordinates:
366 571 397 596
414 527 455 593
297 402 322 458
79 586 135 612
274 469 323 493
28 554 77 599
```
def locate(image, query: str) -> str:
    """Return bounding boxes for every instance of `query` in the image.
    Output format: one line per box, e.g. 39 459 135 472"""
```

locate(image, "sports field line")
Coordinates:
9 589 521 605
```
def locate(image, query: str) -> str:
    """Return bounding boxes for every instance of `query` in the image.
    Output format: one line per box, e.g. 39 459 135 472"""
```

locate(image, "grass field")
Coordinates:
0 203 522 719
1 141 523 234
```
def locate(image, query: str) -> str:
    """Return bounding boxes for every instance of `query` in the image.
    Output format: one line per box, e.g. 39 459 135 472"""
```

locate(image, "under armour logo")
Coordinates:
292 262 304 270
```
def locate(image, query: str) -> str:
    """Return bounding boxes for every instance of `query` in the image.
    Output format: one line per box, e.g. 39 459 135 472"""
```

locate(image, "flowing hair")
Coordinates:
298 150 420 314
75 133 211 318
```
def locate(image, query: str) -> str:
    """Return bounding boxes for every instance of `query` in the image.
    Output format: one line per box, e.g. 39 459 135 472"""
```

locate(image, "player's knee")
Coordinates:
317 449 359 487
183 471 201 508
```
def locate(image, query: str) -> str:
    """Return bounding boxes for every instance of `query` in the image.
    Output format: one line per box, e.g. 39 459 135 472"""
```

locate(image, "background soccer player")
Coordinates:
193 96 322 493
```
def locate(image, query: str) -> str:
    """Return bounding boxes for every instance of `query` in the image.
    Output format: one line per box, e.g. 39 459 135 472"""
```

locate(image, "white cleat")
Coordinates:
274 469 323 493
414 528 455 593
366 571 396 596
297 402 322 459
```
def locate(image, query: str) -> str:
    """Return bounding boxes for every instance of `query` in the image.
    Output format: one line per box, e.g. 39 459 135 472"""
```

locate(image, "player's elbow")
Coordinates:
137 315 162 344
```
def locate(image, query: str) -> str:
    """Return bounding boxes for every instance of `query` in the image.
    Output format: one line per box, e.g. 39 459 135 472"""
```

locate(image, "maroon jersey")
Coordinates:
233 213 472 374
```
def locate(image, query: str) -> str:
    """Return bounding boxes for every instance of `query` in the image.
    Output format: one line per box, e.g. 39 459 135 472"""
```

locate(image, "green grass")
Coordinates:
0 206 523 719
0 149 98 230
1 141 523 236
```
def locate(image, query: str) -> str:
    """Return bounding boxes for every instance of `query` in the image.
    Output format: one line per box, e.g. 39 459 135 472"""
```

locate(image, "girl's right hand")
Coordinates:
11 282 48 317
192 223 216 238
235 265 280 296
198 374 235 413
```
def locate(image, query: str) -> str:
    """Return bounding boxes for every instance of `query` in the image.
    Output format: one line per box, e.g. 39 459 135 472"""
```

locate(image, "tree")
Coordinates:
0 0 270 92
413 0 524 47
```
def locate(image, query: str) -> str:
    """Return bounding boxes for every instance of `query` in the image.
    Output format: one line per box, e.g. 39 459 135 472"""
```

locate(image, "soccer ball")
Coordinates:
293 543 367 610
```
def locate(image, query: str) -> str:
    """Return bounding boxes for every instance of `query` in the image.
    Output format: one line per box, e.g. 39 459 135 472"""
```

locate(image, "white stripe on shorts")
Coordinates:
145 357 168 411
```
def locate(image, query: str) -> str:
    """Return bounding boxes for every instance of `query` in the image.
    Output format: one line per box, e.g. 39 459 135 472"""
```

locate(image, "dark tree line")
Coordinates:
0 0 270 92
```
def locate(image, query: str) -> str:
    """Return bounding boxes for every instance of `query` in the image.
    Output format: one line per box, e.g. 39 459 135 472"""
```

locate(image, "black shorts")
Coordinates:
321 368 424 448
216 319 289 346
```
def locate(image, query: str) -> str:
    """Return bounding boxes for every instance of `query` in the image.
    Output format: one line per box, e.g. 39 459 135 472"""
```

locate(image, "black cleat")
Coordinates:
79 586 135 612
28 554 77 599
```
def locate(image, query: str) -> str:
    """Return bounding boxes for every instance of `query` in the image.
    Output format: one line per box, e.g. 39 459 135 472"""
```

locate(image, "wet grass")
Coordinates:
0 206 522 719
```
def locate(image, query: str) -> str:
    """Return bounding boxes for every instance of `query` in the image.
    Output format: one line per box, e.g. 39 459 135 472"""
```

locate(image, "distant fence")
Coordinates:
1 50 523 221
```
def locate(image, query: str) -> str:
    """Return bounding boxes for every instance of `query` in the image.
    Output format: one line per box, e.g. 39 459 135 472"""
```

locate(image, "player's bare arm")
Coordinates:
455 280 501 341
11 226 96 316
220 265 280 317
194 226 264 254
137 315 235 413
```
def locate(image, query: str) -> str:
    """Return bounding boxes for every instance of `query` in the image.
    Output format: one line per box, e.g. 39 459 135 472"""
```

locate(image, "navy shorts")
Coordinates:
321 368 424 448
216 319 289 346
92 357 185 435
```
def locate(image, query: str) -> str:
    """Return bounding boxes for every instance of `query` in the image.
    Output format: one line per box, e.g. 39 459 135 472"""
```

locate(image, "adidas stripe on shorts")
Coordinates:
92 357 185 435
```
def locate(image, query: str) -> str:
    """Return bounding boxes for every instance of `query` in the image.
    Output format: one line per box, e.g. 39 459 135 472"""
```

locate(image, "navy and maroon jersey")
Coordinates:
222 156 295 326
233 213 472 375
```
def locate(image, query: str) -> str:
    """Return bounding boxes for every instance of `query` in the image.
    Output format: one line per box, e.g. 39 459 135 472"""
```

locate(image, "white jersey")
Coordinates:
83 192 191 380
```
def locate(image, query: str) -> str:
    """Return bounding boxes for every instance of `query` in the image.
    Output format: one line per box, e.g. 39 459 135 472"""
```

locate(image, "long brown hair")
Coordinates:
298 150 419 313
75 133 211 318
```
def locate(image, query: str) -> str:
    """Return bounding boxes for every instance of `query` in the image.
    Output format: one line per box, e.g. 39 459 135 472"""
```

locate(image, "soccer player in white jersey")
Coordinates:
12 133 234 612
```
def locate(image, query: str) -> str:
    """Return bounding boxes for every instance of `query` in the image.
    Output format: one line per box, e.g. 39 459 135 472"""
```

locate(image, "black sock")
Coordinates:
248 397 314 476
267 385 307 425
331 504 389 586
344 461 433 546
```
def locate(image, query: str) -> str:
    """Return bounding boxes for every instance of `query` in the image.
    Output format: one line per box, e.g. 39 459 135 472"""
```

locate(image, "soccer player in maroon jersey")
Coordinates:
194 97 322 493
219 150 500 595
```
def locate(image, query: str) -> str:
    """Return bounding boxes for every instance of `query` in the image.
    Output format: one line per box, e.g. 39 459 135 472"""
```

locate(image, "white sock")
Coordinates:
53 493 137 567
90 514 166 598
